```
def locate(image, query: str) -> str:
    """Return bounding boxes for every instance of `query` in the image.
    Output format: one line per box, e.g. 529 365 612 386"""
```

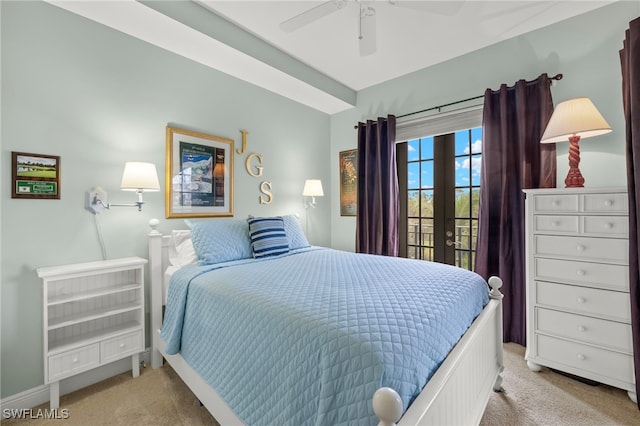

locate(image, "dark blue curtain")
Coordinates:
621 16 640 409
356 115 399 256
475 74 556 345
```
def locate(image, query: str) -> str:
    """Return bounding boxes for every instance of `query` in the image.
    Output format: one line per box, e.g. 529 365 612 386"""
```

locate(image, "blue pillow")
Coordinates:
282 215 310 249
247 217 290 258
186 219 253 265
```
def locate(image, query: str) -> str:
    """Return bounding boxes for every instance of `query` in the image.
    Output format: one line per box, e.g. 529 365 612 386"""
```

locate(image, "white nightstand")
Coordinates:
523 187 636 403
37 257 147 409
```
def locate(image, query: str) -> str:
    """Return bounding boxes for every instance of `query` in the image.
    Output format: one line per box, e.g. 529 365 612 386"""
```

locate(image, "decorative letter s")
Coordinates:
259 181 273 204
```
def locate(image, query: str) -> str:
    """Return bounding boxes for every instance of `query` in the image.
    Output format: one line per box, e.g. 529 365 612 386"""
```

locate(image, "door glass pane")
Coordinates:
420 190 434 217
471 128 482 153
408 163 420 189
421 161 434 188
408 190 420 216
421 137 434 160
455 188 470 217
454 130 469 155
455 156 470 187
421 218 434 249
408 139 420 161
471 154 482 186
408 218 420 245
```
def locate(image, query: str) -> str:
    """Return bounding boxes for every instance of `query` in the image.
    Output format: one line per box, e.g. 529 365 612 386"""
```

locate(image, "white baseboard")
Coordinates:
0 349 151 412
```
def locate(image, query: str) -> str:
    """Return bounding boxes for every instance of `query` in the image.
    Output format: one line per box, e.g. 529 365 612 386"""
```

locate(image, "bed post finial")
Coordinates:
373 387 403 426
488 276 503 300
149 218 160 235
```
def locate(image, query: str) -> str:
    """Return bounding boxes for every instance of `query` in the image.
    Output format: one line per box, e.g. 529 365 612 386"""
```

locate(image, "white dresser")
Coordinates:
523 187 636 403
37 257 147 409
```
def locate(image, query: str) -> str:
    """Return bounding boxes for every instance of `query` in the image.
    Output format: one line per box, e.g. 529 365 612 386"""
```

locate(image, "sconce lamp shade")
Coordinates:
120 162 160 192
540 97 612 143
302 179 324 197
540 97 612 188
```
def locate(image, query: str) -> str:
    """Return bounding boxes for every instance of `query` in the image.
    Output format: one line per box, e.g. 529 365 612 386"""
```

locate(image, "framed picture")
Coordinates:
339 149 358 216
166 126 234 218
11 152 61 199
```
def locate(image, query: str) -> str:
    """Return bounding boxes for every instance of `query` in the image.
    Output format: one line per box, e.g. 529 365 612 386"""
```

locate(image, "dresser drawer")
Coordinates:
534 235 628 264
536 308 632 353
534 215 579 234
582 216 629 237
534 258 629 292
533 194 579 212
101 330 143 364
536 334 634 385
535 281 631 323
583 193 628 214
48 344 100 382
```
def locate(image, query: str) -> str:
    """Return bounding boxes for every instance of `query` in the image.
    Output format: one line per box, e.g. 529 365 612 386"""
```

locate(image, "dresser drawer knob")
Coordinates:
576 269 586 276
577 353 586 361
577 325 586 332
604 200 613 207
552 200 560 207
576 245 585 252
551 221 560 227
119 343 126 348
577 297 586 304
72 357 79 363
604 222 613 229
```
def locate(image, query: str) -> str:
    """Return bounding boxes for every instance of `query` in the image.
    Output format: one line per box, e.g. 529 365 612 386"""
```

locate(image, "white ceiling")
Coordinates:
46 1 616 114
199 1 615 91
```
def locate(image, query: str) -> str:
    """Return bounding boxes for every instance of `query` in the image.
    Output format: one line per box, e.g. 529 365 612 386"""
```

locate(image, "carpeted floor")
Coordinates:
3 343 638 425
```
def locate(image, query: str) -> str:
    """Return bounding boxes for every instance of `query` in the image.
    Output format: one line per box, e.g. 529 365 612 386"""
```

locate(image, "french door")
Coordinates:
398 127 481 270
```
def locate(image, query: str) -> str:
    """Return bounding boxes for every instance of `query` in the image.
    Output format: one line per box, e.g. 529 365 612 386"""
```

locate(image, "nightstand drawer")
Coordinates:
48 344 100 382
534 258 629 292
533 194 579 212
536 281 631 322
535 235 628 264
101 330 143 364
582 216 628 237
583 193 628 213
536 334 634 384
536 308 632 353
534 215 579 234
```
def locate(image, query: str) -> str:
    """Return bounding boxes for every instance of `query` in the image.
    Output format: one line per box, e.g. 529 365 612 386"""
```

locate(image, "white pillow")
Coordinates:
168 230 197 267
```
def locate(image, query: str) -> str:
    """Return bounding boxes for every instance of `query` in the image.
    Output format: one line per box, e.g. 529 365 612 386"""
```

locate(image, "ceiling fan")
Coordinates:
279 1 466 57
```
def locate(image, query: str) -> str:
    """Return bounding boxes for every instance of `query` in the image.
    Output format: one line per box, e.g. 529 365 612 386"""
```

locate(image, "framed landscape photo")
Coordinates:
166 126 234 218
339 149 357 216
11 152 60 199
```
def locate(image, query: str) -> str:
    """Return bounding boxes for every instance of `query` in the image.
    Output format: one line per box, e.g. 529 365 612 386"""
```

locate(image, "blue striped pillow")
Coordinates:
247 217 290 258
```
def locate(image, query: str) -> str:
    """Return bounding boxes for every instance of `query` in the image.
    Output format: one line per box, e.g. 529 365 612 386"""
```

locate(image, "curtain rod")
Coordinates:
354 73 563 129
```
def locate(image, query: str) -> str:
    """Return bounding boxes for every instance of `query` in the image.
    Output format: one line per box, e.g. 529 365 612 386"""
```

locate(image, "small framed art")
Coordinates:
166 126 234 218
339 149 357 216
11 152 61 199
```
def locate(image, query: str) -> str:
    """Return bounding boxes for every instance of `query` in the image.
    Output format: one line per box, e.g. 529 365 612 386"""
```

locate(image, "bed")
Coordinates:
147 216 504 425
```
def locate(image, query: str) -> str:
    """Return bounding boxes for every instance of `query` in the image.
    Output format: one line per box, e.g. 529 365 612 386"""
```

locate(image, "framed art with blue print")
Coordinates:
166 126 234 218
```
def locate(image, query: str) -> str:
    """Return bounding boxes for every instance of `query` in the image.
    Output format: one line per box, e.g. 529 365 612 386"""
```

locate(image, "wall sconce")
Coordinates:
540 97 612 188
302 179 324 208
86 162 160 214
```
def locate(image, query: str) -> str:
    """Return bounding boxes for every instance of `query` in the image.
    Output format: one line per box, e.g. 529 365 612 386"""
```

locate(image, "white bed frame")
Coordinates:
147 222 504 425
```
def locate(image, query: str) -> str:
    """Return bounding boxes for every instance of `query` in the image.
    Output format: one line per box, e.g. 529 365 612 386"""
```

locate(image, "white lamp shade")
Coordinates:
120 162 160 192
540 97 612 144
302 179 324 197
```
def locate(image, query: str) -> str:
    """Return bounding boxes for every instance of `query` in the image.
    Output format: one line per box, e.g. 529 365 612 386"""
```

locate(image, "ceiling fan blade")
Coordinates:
280 0 346 32
359 5 376 56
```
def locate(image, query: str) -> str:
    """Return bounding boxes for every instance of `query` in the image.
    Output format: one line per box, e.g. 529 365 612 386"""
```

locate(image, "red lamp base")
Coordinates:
564 135 584 188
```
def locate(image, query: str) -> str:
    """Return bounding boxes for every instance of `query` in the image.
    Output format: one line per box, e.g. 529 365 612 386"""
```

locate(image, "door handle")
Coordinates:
446 239 461 247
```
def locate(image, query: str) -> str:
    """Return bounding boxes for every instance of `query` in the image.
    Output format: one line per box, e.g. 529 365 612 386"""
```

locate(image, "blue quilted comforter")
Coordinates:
161 247 489 425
